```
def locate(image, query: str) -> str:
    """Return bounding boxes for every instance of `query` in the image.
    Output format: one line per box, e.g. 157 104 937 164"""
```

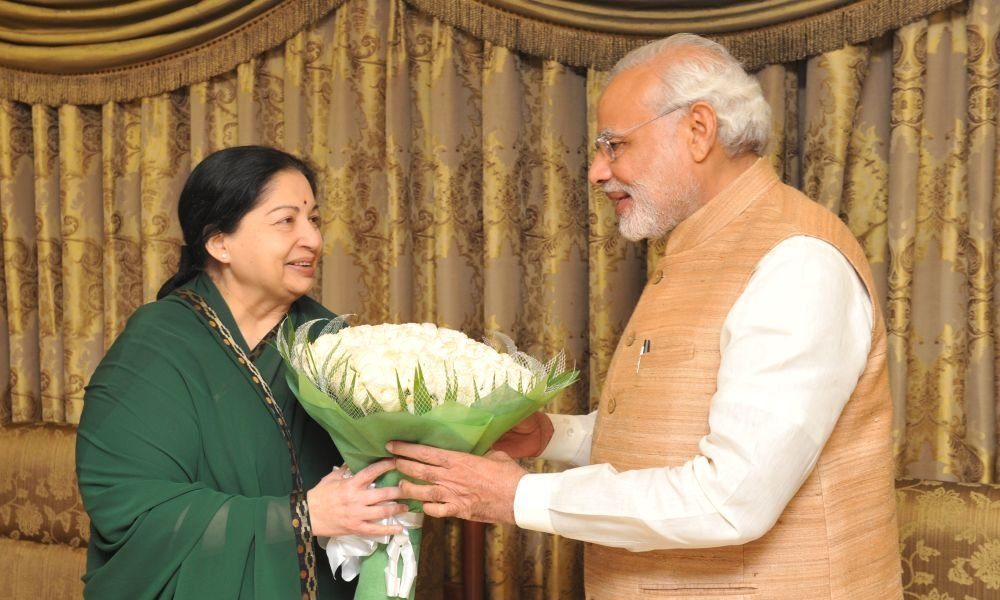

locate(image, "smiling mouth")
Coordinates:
607 193 632 216
286 260 316 275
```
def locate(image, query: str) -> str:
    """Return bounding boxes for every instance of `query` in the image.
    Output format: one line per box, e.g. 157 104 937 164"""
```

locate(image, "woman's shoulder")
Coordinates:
122 296 198 338
100 297 204 366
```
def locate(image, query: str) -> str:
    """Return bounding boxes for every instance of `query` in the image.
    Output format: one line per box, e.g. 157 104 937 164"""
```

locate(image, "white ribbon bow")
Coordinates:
323 510 423 598
383 510 423 598
320 469 424 599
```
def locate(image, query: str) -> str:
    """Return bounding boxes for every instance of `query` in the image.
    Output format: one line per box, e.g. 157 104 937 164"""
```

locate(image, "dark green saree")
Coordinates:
77 274 355 599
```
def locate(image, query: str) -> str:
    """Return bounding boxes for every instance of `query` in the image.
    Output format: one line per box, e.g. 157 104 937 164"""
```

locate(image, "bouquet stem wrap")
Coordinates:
278 319 578 600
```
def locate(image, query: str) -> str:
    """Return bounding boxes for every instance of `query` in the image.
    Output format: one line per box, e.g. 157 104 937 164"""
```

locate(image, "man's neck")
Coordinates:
694 153 760 206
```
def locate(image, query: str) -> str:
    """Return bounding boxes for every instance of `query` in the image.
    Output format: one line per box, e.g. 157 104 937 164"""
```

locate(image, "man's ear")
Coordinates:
685 101 719 163
204 233 231 264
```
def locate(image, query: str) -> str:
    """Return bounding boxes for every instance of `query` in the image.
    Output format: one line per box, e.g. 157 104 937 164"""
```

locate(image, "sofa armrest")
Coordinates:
0 424 88 547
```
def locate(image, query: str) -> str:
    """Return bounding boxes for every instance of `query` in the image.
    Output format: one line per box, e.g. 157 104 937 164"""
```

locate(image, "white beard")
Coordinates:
606 170 700 242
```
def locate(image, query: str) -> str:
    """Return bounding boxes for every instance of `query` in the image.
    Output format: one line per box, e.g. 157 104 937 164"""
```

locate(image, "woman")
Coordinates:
76 146 404 599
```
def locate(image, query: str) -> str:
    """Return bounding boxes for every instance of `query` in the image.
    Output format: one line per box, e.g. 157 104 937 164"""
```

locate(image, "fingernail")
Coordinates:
385 442 394 452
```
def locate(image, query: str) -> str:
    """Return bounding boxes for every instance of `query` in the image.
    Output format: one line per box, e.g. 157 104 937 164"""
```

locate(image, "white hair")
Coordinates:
609 33 771 156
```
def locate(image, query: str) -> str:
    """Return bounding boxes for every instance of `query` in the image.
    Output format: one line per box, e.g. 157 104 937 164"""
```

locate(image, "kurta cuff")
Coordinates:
513 472 560 534
539 412 594 466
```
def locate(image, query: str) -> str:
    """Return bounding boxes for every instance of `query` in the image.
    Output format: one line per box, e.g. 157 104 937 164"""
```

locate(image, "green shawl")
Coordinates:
77 274 355 599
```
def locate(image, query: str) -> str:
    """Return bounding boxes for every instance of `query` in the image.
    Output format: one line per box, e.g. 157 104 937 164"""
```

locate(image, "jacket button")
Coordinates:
652 269 663 284
625 331 635 346
607 396 616 414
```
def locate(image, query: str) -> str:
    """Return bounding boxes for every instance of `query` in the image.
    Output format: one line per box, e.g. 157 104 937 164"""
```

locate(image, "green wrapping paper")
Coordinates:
279 320 578 599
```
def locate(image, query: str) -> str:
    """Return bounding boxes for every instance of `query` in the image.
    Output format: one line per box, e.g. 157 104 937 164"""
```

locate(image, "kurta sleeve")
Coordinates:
76 305 303 599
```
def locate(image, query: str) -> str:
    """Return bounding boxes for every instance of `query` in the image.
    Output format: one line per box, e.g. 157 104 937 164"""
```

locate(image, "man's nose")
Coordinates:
588 152 611 187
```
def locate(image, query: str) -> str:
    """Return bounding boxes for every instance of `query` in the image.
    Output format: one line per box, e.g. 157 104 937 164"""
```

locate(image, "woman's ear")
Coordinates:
204 233 231 264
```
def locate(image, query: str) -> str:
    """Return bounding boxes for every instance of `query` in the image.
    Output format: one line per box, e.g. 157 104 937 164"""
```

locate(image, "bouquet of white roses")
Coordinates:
277 318 577 600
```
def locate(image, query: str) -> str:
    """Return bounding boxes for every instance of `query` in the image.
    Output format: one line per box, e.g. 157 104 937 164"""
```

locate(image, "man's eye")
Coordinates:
609 141 624 152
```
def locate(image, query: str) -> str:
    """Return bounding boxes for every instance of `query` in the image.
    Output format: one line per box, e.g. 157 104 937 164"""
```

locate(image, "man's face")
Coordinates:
588 66 701 241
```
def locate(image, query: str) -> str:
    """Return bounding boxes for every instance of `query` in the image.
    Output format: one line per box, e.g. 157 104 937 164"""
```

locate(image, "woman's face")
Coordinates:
212 169 322 307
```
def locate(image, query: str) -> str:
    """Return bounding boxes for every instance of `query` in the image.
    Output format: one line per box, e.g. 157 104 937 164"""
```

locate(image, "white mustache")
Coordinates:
602 181 636 195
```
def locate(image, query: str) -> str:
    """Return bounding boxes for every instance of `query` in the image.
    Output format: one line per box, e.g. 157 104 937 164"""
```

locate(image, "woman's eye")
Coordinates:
309 215 322 226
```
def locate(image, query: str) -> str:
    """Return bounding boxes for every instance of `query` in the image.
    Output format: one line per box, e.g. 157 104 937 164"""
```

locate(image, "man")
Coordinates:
390 33 902 599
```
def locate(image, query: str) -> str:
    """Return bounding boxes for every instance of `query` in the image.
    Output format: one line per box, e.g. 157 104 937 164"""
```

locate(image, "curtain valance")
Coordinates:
409 0 964 70
0 0 346 105
0 0 966 105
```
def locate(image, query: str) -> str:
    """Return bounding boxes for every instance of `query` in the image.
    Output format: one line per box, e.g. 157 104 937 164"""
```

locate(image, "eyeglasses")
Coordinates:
594 104 686 162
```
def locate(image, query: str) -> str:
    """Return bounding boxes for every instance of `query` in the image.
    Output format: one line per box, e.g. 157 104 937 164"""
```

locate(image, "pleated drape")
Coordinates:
3 0 1000 596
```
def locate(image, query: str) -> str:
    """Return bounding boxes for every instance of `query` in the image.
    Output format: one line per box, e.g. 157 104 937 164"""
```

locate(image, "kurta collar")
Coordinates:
664 158 780 256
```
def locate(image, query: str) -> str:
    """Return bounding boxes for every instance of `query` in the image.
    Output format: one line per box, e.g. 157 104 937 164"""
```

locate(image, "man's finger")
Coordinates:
485 449 512 461
394 457 442 483
398 479 446 503
422 502 458 519
386 441 453 467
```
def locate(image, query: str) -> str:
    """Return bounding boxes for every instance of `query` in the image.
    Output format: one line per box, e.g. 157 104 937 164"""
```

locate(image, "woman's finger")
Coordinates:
358 503 408 523
318 465 347 485
355 458 397 486
364 485 402 504
354 522 404 537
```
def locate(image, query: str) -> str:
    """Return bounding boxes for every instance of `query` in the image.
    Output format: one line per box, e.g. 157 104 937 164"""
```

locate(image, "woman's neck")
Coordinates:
206 270 290 350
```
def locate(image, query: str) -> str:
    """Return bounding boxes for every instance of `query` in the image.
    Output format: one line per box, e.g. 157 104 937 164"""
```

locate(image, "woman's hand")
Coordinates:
490 412 554 458
306 459 406 538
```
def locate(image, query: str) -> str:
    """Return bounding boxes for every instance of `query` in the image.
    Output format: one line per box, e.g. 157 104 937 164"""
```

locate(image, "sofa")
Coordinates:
2 423 1000 599
0 424 88 599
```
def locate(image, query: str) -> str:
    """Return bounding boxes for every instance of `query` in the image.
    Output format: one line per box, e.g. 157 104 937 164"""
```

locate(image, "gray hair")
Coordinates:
609 33 771 156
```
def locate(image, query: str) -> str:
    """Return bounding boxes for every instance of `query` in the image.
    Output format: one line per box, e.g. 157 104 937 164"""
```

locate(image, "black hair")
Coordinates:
156 145 318 299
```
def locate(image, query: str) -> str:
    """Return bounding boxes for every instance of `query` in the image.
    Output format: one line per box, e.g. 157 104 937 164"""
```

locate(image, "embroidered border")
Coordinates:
175 289 318 599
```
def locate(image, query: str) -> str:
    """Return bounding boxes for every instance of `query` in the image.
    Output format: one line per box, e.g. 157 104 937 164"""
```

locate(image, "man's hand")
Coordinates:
490 411 554 458
388 442 526 524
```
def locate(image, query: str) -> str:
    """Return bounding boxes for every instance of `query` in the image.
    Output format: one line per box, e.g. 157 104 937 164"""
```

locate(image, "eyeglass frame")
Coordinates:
594 103 688 162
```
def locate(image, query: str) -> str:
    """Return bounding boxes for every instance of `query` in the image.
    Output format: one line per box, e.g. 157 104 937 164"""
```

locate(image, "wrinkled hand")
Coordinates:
490 411 554 458
307 459 407 538
388 442 526 524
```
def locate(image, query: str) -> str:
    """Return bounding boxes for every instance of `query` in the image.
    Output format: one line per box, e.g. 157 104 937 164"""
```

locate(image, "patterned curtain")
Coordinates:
0 0 997 597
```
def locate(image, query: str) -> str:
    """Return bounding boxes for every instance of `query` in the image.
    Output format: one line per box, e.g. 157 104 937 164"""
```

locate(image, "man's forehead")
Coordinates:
597 45 707 128
597 65 659 128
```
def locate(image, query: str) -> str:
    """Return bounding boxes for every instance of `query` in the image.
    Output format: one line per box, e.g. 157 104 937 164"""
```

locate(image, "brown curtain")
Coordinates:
2 0 999 597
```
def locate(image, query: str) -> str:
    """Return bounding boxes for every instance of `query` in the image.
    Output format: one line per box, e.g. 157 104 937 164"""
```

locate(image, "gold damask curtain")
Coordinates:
2 0 999 597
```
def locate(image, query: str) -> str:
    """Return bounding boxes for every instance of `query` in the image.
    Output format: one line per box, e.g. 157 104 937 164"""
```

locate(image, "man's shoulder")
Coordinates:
760 182 862 247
